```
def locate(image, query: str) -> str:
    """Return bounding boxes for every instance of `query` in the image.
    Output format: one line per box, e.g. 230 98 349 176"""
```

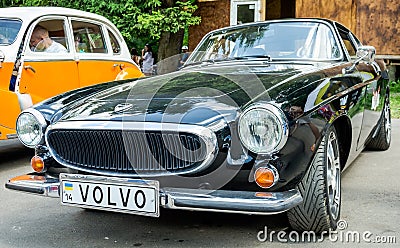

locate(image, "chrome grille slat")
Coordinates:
124 131 135 172
46 128 213 176
187 136 194 167
168 134 175 170
179 135 185 168
161 133 169 170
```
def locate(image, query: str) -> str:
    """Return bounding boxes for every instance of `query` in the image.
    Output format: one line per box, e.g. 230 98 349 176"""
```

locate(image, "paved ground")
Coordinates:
0 121 399 248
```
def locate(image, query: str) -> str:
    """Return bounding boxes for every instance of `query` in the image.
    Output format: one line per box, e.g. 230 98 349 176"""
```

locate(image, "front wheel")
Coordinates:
287 126 341 232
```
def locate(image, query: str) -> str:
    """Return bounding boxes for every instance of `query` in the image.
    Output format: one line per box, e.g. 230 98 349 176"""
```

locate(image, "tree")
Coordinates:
136 0 200 71
5 0 201 63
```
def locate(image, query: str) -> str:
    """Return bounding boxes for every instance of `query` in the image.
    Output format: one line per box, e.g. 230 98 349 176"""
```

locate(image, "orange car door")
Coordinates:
71 19 140 87
18 17 79 104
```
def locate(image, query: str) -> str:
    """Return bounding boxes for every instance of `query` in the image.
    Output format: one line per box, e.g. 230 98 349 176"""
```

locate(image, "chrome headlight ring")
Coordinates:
238 103 288 155
16 108 47 148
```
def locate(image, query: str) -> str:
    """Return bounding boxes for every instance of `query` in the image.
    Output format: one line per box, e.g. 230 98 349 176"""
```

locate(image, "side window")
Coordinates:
108 30 121 54
0 19 22 45
30 19 69 53
338 28 357 57
349 32 362 47
71 20 107 53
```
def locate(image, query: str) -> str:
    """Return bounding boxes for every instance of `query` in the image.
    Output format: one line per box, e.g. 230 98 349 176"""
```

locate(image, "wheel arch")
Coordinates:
332 115 352 170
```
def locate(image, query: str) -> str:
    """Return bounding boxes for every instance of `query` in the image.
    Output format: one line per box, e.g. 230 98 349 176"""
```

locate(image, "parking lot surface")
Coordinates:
0 121 399 248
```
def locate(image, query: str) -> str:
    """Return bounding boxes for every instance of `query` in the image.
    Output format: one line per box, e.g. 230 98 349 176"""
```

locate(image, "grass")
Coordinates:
390 80 400 119
391 93 400 119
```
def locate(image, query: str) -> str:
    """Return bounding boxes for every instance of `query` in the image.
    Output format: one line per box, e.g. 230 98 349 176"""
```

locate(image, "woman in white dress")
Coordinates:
141 44 154 76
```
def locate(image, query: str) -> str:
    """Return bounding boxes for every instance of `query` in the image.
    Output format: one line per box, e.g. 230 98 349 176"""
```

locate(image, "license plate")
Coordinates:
60 173 159 217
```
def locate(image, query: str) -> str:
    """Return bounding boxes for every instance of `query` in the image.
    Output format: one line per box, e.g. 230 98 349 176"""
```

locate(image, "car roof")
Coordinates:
0 7 111 24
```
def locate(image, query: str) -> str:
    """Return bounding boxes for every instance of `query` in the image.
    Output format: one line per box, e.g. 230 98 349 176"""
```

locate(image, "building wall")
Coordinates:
357 0 400 56
295 0 400 56
266 0 295 20
266 0 281 20
295 0 356 32
190 0 400 56
188 0 231 52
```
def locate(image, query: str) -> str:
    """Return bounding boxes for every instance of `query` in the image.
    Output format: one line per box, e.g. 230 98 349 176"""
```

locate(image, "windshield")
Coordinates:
0 19 22 45
187 21 341 64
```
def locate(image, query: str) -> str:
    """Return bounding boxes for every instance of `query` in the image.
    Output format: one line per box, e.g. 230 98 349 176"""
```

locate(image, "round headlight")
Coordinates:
16 109 47 148
238 103 288 154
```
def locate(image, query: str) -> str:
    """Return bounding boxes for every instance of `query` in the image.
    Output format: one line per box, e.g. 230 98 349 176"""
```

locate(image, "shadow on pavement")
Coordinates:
0 139 34 167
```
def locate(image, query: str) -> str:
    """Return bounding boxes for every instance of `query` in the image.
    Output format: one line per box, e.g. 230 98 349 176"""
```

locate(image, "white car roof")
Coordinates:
0 7 132 63
0 7 111 24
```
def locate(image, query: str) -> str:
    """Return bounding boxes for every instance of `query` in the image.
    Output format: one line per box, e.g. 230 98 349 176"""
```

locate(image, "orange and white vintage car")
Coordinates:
0 7 143 140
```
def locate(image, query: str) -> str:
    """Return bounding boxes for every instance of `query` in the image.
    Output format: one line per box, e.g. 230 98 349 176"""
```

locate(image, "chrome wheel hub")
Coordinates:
326 131 340 220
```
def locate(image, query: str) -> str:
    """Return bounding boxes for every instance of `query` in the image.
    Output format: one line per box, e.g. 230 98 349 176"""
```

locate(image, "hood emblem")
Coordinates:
114 103 133 113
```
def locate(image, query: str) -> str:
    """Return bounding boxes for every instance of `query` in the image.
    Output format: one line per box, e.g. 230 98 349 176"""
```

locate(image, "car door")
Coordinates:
337 25 383 150
352 30 384 149
0 18 23 139
18 16 79 104
70 18 136 88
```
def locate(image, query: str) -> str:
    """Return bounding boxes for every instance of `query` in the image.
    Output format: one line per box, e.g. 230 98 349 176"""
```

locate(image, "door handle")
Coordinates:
24 65 36 73
113 64 125 70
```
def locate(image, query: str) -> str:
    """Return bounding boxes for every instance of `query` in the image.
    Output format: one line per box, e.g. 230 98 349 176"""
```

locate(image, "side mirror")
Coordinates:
356 45 376 64
343 45 376 74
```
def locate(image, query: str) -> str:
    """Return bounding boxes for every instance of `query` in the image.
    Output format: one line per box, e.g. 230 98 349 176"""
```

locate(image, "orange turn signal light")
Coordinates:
31 155 45 172
254 167 276 189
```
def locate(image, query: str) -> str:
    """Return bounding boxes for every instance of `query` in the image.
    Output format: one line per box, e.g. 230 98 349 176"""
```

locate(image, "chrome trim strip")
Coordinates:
45 121 219 177
6 173 302 214
22 58 76 62
5 173 60 198
187 19 345 65
162 188 302 215
6 134 18 139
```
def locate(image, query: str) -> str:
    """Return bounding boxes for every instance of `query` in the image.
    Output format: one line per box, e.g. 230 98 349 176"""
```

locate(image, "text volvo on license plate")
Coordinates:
60 173 159 217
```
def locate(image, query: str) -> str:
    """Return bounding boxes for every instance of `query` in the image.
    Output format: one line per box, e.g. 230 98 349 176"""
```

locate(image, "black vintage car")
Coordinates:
7 19 391 233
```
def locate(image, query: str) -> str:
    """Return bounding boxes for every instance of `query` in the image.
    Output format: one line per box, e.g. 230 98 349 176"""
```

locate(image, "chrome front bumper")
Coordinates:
6 173 302 215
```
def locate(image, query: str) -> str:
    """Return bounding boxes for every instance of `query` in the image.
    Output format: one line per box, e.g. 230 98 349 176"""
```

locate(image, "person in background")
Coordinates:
141 44 154 76
130 47 140 66
179 45 189 67
30 25 67 53
74 35 87 53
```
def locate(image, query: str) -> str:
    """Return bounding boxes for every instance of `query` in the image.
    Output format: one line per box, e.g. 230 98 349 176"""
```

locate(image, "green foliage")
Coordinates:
135 1 200 39
3 0 201 57
390 92 400 119
390 80 400 119
390 80 400 93
183 25 189 47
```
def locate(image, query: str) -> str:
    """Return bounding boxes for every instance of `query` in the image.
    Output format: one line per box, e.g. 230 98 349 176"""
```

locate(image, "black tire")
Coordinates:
366 95 391 150
287 126 341 233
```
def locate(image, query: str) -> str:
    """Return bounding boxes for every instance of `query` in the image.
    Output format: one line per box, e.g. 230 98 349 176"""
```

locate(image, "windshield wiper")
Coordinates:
184 55 271 67
184 57 237 66
233 55 271 61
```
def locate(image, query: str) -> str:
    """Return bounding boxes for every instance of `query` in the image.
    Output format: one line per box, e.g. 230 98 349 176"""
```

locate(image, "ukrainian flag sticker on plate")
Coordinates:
64 183 73 191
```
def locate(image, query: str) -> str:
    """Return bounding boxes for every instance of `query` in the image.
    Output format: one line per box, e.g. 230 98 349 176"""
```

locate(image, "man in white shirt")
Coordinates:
30 25 68 53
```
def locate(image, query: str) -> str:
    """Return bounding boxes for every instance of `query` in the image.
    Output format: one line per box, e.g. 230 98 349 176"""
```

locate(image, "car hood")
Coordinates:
56 62 330 126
